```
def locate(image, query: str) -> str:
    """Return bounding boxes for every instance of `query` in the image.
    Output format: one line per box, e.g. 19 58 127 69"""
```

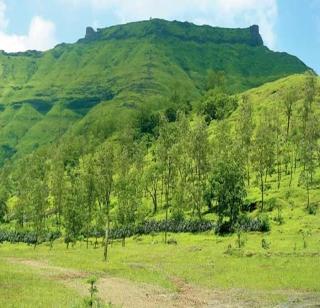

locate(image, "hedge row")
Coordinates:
0 230 61 245
91 219 215 239
0 216 269 244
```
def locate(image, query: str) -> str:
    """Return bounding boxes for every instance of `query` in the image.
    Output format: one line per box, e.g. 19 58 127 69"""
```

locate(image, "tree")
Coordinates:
199 90 238 123
271 107 285 189
188 117 209 219
171 114 192 218
210 157 246 228
12 158 31 228
93 141 115 261
237 95 255 186
207 70 226 91
79 153 96 248
27 151 50 247
283 89 297 139
0 166 10 223
143 154 161 214
156 115 178 243
48 148 65 231
63 166 85 248
299 72 319 210
252 115 275 211
300 113 319 210
115 131 144 247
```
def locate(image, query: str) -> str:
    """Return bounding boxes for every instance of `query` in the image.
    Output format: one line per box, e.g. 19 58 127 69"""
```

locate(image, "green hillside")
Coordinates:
0 19 309 164
0 14 319 304
1 71 320 307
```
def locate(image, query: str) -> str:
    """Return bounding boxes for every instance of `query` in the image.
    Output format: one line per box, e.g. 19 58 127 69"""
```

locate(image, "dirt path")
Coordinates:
6 258 320 307
7 257 211 307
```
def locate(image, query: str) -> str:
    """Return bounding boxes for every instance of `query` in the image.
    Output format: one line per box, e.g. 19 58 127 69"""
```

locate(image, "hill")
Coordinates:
0 73 320 308
0 19 310 164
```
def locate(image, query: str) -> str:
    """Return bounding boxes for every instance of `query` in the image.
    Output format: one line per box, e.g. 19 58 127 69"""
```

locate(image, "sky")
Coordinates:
0 0 319 72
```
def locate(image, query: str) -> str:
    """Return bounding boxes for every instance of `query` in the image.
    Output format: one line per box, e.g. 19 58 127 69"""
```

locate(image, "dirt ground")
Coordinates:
7 258 320 308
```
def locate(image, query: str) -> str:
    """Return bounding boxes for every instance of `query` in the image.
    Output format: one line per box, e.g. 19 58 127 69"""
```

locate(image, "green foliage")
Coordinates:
0 19 309 164
85 276 99 307
198 89 238 123
210 154 246 227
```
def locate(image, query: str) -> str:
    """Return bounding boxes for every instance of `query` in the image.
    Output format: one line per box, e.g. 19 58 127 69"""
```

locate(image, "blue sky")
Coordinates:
0 0 319 73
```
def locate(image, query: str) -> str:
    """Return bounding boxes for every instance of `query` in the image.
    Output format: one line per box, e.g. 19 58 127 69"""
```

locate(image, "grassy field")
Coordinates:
1 155 320 307
1 207 319 307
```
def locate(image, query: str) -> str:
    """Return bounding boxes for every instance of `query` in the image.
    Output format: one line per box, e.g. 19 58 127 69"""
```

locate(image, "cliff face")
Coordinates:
249 25 264 46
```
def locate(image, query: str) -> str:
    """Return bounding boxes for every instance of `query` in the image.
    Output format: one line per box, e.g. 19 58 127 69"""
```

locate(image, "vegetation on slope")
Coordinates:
0 19 309 164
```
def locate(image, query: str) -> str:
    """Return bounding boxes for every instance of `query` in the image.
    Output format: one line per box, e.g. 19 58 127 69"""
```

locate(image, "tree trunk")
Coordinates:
152 191 157 214
247 155 250 187
260 173 264 211
277 162 281 190
104 216 110 261
307 181 310 211
164 207 168 244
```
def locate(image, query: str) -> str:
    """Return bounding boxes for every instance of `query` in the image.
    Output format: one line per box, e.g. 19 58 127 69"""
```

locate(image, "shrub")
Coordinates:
238 214 270 232
307 202 318 215
171 208 185 223
89 219 214 240
215 220 233 235
261 238 270 249
0 229 61 245
265 198 277 212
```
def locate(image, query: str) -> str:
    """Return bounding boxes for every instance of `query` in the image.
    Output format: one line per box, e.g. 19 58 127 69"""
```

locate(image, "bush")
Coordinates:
171 208 185 223
239 214 270 232
307 202 318 215
215 220 233 235
88 219 214 239
215 214 270 235
265 198 277 212
0 229 61 245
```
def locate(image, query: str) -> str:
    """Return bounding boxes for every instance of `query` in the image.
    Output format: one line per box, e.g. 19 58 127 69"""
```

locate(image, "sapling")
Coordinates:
86 276 98 307
235 224 246 248
299 229 311 249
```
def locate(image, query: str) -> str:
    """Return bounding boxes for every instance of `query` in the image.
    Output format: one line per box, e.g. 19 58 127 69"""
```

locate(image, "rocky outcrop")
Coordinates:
249 25 264 46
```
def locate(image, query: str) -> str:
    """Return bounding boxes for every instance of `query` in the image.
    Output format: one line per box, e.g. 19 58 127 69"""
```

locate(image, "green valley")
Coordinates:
0 18 319 308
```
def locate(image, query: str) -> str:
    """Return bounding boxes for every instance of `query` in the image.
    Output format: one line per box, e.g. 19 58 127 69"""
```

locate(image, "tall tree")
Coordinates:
252 114 275 210
27 151 50 247
237 95 255 186
79 153 97 248
93 142 115 261
49 148 65 231
156 116 178 243
143 153 161 214
63 166 84 248
115 131 144 247
188 116 209 219
283 89 297 139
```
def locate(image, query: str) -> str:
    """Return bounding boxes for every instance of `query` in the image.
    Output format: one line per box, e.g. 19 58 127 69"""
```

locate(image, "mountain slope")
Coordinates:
0 19 310 164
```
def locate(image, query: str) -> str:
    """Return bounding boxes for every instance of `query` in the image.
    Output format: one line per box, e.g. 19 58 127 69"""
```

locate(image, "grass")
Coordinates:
1 152 320 306
0 259 83 307
1 207 319 306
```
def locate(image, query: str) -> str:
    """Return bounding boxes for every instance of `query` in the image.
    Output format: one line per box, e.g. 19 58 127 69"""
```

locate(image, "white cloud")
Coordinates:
0 1 57 52
62 0 278 48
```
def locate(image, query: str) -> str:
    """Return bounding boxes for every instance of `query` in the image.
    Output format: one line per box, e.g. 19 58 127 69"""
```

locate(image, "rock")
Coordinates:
249 24 264 46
